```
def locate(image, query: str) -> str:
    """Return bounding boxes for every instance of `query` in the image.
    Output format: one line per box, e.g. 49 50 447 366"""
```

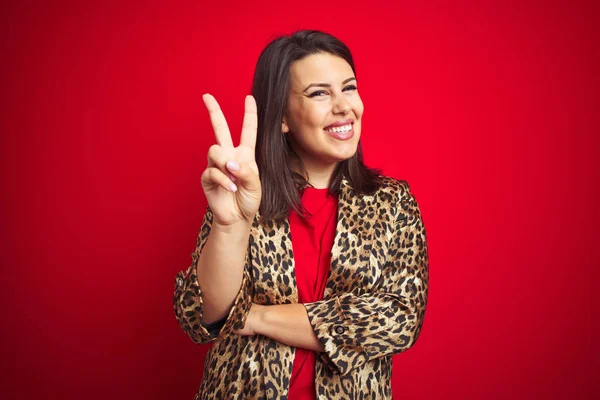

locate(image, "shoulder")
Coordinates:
376 175 411 195
372 175 423 222
373 175 414 203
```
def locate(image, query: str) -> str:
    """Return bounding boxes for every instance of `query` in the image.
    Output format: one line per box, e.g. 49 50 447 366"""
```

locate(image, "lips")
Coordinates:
325 125 354 141
324 119 354 130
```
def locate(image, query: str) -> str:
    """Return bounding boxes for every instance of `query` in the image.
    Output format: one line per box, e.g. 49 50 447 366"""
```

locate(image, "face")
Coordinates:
282 52 363 171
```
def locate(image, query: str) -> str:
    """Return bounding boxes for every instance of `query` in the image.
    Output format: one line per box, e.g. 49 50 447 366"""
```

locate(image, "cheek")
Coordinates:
295 106 325 130
353 97 364 118
311 107 330 128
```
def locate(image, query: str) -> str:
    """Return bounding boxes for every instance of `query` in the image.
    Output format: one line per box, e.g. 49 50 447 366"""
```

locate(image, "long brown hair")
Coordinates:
252 30 383 223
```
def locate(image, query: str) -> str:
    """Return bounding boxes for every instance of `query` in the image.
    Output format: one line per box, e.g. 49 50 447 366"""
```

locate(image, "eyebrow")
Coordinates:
302 77 357 93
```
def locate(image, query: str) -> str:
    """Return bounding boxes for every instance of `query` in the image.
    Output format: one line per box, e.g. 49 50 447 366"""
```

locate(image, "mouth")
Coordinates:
324 119 354 131
324 122 353 133
324 123 354 141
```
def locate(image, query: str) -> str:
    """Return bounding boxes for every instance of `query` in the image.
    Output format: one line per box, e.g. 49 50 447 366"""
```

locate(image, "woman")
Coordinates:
174 30 429 399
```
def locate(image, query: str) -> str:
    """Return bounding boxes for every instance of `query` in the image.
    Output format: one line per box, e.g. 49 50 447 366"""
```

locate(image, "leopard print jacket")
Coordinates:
173 176 429 399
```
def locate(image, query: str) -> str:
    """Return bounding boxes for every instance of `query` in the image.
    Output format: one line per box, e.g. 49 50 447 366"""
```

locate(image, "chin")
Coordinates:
327 146 359 163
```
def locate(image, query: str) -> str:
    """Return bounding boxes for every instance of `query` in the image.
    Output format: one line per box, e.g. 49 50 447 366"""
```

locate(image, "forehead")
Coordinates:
289 53 354 87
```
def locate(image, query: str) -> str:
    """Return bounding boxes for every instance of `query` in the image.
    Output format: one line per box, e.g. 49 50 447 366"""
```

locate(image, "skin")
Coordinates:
232 53 364 351
283 52 364 189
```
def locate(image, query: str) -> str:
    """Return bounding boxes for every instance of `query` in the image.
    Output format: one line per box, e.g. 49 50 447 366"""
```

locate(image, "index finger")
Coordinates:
239 95 257 150
202 94 234 148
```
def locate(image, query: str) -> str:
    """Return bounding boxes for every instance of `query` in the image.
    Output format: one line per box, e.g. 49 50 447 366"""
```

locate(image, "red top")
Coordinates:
287 187 339 400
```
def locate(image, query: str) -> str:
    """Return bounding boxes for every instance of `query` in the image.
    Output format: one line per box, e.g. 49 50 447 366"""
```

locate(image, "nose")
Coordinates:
332 92 351 115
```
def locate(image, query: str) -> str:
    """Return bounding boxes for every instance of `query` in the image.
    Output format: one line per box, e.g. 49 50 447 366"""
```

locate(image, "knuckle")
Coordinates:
207 144 220 157
204 168 215 181
209 167 222 179
212 121 225 131
207 145 224 164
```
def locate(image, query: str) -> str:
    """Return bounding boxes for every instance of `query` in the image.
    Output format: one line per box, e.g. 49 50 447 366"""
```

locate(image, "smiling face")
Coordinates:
282 52 363 181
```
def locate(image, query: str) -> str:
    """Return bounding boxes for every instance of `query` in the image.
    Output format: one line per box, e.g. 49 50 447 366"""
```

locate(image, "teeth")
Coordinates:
326 124 352 133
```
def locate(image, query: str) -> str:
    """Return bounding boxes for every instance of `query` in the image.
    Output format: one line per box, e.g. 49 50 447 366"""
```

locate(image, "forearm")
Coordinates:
254 303 324 352
196 220 251 324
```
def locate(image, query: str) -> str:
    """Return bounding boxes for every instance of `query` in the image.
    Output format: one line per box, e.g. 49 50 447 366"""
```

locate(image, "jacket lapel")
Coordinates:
324 177 384 298
251 176 381 305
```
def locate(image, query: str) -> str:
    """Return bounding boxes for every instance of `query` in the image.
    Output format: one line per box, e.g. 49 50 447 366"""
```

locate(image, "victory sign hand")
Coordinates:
200 94 261 226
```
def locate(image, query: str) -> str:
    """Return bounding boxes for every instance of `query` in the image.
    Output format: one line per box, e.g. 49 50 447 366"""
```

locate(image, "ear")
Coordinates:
281 116 290 133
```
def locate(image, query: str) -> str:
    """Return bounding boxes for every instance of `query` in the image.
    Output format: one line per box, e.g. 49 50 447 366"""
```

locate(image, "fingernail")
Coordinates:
227 160 240 171
228 183 238 192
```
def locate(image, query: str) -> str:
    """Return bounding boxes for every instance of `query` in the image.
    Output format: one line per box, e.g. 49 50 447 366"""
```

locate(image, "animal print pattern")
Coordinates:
173 176 429 399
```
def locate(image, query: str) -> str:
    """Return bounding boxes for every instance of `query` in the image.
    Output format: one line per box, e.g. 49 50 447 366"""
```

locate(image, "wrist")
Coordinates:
212 219 252 234
249 303 267 336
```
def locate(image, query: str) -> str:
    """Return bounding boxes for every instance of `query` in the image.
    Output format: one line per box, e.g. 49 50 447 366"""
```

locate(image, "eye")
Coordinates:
308 90 328 98
343 85 357 92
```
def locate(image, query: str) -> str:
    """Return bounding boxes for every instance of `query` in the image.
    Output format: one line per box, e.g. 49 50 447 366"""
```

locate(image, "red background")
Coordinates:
1 0 598 399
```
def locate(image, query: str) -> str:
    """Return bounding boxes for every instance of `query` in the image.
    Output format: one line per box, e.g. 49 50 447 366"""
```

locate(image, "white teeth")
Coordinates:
326 124 352 133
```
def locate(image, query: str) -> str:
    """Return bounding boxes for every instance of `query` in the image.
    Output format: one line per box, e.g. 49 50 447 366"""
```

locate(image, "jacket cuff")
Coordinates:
303 294 393 375
173 252 253 344
201 315 228 339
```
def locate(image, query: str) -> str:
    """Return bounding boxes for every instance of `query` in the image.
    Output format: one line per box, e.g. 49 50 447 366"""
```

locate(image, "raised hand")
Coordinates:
200 94 261 226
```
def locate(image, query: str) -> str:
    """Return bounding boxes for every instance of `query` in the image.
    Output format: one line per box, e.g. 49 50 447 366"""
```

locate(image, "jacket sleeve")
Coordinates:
173 206 254 344
303 181 429 375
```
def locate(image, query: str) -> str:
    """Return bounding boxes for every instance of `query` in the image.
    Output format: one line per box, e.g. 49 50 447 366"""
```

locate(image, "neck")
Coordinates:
290 154 337 189
305 166 335 189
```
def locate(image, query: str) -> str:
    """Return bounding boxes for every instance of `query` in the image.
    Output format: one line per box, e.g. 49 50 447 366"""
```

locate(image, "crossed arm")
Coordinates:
238 303 325 352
